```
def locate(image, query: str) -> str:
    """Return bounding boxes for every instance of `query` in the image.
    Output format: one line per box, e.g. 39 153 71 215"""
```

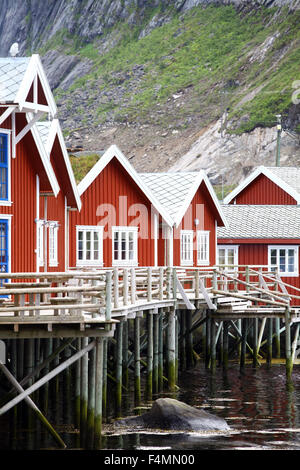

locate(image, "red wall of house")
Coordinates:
173 181 217 267
231 174 297 205
69 157 156 268
218 240 300 306
0 111 38 273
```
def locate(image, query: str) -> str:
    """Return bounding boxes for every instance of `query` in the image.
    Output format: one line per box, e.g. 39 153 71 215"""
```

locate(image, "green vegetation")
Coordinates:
42 4 300 134
69 153 100 183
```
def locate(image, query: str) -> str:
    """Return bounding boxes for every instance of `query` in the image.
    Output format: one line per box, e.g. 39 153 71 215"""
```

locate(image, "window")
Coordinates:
36 220 44 267
197 231 210 265
0 132 9 201
76 225 103 266
112 227 138 266
180 230 193 266
48 222 58 267
217 245 239 270
268 245 298 277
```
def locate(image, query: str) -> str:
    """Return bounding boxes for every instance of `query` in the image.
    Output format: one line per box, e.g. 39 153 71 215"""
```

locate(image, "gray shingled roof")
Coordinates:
265 167 300 195
139 172 199 222
0 57 30 103
218 205 300 239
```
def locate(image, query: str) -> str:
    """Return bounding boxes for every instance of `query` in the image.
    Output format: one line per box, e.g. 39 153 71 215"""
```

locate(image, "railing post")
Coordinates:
195 269 200 298
113 268 119 309
131 267 136 305
147 267 152 302
246 266 250 293
123 268 129 306
105 271 112 321
159 267 164 301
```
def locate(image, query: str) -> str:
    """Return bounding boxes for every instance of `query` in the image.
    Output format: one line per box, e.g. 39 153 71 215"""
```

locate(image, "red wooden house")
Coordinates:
68 145 173 269
0 55 80 276
218 166 300 304
140 171 227 268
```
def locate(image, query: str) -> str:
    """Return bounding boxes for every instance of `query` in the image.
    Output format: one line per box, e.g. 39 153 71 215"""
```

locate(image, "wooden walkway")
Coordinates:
0 264 299 449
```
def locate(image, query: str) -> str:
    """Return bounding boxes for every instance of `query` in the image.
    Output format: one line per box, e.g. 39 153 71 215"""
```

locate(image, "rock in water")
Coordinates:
115 398 230 431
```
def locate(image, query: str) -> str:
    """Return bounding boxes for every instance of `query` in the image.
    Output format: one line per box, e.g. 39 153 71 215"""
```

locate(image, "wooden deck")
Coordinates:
0 264 298 338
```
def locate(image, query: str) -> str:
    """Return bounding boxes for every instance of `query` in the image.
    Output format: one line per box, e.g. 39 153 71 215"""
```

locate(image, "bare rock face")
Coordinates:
115 398 231 431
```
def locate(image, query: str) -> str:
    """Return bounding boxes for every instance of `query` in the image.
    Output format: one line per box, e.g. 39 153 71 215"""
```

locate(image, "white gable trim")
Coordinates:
55 120 82 211
15 55 57 118
174 170 228 229
78 144 173 227
223 166 300 204
29 119 60 197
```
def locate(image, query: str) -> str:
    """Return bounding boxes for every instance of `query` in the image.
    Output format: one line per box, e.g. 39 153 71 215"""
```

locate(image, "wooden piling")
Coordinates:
240 318 247 368
153 312 159 395
205 311 211 369
115 322 123 416
94 338 104 449
158 310 164 392
210 316 216 373
80 337 89 444
267 318 273 367
285 308 293 381
253 318 259 367
102 338 108 421
87 345 96 447
134 316 141 404
146 311 153 401
167 308 176 391
223 321 229 369
186 309 193 369
275 318 281 358
75 338 81 429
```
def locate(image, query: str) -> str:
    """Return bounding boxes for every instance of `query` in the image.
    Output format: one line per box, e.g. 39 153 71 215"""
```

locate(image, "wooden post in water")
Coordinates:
167 308 176 391
75 338 81 429
267 318 273 367
285 307 293 381
205 311 211 368
134 316 141 404
210 316 216 373
153 312 159 395
180 309 186 371
275 318 281 358
146 311 153 401
158 310 164 392
175 311 179 383
80 337 89 445
122 320 129 393
253 318 259 367
115 322 123 416
94 338 104 449
186 309 193 369
102 338 108 421
87 345 96 448
240 318 247 369
223 321 229 369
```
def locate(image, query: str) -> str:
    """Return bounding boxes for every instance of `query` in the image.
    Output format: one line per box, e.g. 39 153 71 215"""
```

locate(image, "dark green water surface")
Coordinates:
1 362 300 451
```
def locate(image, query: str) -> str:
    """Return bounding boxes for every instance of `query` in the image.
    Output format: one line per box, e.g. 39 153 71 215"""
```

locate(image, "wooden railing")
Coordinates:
0 265 297 323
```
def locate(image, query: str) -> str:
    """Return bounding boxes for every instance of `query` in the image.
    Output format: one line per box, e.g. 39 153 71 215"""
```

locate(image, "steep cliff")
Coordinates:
0 0 299 186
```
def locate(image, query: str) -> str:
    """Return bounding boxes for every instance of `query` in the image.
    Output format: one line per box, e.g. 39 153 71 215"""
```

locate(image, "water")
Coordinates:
1 362 300 451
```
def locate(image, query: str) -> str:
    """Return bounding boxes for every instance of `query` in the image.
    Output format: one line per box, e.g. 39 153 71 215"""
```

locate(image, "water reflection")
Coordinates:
1 363 300 450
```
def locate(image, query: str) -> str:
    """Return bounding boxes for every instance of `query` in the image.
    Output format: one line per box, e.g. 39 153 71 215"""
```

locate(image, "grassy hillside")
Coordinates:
43 4 300 139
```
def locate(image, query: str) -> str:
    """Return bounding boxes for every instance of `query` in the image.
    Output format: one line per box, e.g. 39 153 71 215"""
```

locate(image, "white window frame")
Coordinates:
197 230 210 266
36 220 44 267
112 226 138 266
0 128 12 207
268 245 299 277
76 225 103 267
217 245 239 271
180 230 194 266
48 221 58 267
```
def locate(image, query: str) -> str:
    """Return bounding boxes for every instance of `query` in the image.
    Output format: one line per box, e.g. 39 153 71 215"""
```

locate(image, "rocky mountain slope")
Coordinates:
1 0 300 189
